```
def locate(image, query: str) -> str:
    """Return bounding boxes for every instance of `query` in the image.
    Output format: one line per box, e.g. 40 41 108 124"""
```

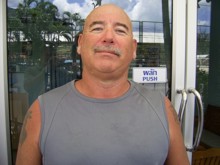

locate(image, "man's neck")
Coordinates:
75 76 130 99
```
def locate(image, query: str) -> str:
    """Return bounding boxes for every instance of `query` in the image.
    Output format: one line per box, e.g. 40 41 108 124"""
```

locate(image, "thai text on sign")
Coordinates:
132 67 167 83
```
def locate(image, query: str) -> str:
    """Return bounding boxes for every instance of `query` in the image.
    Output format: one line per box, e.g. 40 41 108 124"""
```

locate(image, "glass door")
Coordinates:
3 0 212 164
6 0 174 164
192 0 220 164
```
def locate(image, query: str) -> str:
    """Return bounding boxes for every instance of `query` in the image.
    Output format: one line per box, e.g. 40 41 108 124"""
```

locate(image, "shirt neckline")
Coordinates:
70 80 135 103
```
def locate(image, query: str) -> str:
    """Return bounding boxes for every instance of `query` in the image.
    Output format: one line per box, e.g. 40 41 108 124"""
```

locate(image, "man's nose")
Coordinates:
102 29 114 44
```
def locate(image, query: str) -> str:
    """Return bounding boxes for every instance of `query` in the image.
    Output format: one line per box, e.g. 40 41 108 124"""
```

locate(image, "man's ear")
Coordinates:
133 53 137 60
132 39 137 60
77 34 83 54
77 46 81 54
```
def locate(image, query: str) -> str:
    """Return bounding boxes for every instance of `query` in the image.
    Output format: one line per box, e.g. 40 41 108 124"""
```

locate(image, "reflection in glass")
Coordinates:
7 0 172 163
193 1 220 163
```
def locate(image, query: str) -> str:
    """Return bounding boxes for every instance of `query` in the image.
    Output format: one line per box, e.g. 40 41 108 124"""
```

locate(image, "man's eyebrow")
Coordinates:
89 21 104 28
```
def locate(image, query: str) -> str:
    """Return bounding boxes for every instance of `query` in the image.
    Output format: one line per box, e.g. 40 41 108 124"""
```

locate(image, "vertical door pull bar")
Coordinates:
177 89 188 127
187 88 204 151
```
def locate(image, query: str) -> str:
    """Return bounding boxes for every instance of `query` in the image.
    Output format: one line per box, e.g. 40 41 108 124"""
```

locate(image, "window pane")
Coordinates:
7 0 172 163
194 0 220 155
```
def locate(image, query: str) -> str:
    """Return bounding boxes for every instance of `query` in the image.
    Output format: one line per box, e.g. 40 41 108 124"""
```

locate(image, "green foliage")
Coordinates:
8 0 83 64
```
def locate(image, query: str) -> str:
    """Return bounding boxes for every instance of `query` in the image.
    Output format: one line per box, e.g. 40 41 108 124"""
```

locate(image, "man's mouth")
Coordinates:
94 46 121 57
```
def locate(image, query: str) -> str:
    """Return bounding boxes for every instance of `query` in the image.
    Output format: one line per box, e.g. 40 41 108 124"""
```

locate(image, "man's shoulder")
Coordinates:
44 81 73 95
38 81 73 103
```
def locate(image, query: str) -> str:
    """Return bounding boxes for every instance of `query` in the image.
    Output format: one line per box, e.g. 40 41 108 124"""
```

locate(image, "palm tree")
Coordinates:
62 11 82 42
92 0 102 8
12 0 84 87
15 0 78 60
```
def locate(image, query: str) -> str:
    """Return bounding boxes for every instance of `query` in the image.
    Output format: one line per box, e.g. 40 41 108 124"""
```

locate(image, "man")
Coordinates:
16 4 189 165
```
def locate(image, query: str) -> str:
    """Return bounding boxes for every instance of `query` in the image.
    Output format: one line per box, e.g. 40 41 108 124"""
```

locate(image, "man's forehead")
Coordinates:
85 5 131 24
85 10 131 30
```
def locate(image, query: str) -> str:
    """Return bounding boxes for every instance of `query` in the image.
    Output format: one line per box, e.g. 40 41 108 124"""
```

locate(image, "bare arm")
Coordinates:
16 99 42 165
164 97 190 165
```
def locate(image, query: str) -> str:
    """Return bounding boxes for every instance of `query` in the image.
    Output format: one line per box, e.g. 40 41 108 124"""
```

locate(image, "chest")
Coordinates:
42 101 169 165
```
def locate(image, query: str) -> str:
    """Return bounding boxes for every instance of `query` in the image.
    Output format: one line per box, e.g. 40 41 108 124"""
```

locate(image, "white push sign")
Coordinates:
133 67 167 83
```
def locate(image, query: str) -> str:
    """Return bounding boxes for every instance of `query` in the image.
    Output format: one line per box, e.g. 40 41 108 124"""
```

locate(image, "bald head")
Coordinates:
83 4 133 35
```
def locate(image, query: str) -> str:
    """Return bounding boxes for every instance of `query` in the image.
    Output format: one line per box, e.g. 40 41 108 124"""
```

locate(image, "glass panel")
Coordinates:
7 0 172 163
193 0 220 162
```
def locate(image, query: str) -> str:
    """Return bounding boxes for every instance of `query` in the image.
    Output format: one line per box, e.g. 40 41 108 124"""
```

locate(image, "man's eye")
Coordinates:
116 29 127 35
91 27 103 32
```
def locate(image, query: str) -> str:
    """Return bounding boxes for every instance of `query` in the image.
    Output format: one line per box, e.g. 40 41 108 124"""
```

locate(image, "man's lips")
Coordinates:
95 50 119 56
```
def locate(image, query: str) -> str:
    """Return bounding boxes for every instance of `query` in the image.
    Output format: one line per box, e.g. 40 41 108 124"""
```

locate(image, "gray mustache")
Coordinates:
94 46 121 56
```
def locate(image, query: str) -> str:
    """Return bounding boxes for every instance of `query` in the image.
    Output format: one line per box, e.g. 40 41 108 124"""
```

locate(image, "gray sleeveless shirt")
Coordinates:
38 80 169 165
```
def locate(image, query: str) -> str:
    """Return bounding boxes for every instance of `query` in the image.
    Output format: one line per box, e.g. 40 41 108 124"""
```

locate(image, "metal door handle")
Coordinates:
177 89 188 127
187 88 204 152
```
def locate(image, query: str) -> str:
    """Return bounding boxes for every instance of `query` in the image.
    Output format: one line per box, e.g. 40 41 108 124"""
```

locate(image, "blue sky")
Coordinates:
8 0 211 25
198 3 211 25
67 0 83 5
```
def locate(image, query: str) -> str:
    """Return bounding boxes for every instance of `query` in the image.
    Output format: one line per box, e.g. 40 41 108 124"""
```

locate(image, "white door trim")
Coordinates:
184 0 198 158
172 0 198 163
0 0 12 164
171 0 187 107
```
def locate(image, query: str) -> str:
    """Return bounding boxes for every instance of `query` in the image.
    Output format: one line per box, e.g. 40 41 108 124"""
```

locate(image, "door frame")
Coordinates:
0 0 12 165
172 0 198 163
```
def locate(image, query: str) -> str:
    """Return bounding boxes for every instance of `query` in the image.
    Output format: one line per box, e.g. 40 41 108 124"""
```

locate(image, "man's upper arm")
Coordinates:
164 97 190 165
16 99 42 165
